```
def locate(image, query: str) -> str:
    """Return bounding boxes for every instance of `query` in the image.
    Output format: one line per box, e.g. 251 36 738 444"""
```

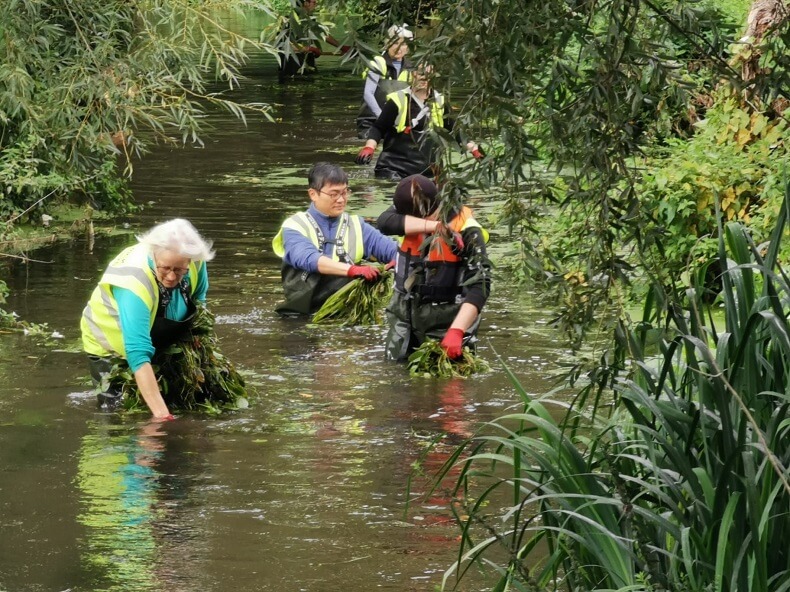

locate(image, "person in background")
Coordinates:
356 24 414 139
276 0 350 81
81 219 215 419
272 162 397 315
355 65 484 181
376 174 491 361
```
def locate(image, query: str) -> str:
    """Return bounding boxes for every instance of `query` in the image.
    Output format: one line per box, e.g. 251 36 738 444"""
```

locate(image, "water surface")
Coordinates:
0 46 569 592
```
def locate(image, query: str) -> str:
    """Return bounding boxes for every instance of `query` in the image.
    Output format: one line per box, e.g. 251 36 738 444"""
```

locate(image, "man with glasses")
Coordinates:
273 162 397 315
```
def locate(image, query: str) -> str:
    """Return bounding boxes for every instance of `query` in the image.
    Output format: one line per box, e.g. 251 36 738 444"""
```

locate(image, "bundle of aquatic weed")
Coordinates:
105 307 249 414
312 264 393 325
407 339 489 378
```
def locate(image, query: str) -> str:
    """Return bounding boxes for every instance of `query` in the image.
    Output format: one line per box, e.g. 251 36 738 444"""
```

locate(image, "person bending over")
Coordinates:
81 218 215 419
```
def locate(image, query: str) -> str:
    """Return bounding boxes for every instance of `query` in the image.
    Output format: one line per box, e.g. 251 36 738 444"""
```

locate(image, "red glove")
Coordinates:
347 264 380 281
440 328 465 359
451 230 465 251
355 146 375 165
306 45 322 56
154 414 176 422
338 45 352 55
384 259 396 271
471 148 484 160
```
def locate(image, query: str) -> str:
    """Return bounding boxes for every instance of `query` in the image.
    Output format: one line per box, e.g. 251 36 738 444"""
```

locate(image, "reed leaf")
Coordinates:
434 190 790 590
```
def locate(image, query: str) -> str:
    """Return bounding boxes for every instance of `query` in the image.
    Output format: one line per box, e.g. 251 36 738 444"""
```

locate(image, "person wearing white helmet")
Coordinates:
356 24 415 139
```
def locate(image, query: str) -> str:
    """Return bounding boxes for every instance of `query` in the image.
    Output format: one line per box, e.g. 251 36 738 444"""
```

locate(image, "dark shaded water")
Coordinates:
0 41 570 592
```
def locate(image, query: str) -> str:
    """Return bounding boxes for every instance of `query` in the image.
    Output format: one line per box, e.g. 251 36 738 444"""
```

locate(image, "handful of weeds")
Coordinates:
407 339 489 378
103 307 249 414
312 265 393 325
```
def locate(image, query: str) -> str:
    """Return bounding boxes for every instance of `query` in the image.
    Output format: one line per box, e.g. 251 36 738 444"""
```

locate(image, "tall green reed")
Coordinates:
434 193 790 591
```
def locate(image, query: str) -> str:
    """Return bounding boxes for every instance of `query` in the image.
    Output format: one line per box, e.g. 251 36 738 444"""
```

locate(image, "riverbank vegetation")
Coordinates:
400 0 790 588
2 0 789 587
0 0 273 236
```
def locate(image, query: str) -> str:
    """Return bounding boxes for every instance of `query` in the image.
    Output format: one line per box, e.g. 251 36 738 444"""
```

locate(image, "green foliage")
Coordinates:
104 307 249 414
312 265 393 325
434 192 790 591
407 340 488 378
636 96 788 292
0 0 273 224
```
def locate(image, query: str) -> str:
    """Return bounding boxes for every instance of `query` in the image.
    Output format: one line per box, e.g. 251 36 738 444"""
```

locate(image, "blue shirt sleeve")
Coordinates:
363 72 382 116
113 286 156 373
282 228 322 273
361 218 398 263
192 263 209 303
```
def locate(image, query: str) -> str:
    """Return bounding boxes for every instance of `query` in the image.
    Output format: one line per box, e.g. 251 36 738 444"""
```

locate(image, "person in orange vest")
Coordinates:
376 174 491 361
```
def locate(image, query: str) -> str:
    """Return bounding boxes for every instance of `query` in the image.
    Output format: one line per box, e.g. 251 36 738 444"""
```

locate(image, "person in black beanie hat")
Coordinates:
376 174 492 361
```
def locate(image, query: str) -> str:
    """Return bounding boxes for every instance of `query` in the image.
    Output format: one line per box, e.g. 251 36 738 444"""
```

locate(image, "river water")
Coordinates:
0 38 571 592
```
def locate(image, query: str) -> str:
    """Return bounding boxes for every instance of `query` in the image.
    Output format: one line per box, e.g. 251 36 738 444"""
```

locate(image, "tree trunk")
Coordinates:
741 0 789 81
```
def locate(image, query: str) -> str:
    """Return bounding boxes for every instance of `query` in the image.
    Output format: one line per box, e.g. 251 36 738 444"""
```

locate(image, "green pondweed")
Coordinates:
312 265 393 325
407 340 489 378
102 307 249 414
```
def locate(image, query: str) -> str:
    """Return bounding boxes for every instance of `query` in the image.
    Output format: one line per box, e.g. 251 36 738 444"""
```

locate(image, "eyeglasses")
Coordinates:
319 188 351 200
156 265 189 277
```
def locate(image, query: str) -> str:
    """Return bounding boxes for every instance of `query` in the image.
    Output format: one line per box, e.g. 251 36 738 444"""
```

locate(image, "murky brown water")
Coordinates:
0 22 571 592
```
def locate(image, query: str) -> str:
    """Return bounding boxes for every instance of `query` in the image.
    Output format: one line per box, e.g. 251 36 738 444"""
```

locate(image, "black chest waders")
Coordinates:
357 77 411 139
150 279 197 350
375 100 437 182
276 214 354 316
385 237 482 362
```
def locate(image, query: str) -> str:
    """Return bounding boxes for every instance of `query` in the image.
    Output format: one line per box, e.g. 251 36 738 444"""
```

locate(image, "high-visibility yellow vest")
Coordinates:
272 212 365 263
362 55 412 84
386 88 444 133
81 244 202 358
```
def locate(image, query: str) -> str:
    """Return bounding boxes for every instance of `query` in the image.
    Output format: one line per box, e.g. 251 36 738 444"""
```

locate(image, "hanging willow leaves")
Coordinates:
103 307 249 414
407 339 489 378
312 264 393 325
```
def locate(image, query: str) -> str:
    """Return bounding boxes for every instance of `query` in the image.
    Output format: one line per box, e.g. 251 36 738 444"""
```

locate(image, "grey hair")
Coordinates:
137 218 215 262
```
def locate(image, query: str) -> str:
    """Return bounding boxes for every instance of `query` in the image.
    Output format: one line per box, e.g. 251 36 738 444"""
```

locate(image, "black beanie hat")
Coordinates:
393 174 439 217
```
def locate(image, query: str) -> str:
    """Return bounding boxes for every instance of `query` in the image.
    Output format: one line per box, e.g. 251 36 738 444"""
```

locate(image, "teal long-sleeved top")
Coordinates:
113 259 208 372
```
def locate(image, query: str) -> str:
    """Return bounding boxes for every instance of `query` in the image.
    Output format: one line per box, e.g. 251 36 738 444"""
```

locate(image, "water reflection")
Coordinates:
76 419 209 591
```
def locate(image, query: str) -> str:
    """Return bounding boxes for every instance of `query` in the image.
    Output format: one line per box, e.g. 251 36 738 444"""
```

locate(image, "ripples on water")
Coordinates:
0 49 571 591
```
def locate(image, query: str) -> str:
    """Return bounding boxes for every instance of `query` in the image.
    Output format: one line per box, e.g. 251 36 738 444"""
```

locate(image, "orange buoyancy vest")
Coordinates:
394 207 488 302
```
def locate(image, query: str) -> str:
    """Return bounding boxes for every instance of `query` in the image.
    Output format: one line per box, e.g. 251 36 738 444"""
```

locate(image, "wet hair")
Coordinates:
308 162 349 192
137 218 215 261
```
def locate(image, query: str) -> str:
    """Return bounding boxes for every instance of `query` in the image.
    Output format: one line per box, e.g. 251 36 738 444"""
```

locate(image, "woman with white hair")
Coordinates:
80 218 215 419
355 24 414 139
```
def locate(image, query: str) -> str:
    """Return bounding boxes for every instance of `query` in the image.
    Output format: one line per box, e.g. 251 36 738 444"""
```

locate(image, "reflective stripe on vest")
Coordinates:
362 55 412 82
81 244 201 357
272 212 365 263
399 207 488 261
386 89 444 133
